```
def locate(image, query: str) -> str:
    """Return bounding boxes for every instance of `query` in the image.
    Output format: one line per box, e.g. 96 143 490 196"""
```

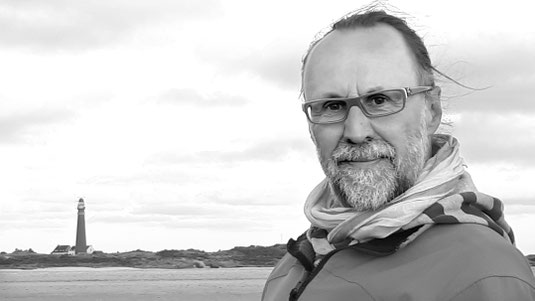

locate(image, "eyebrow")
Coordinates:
362 86 385 95
319 86 386 99
322 92 345 98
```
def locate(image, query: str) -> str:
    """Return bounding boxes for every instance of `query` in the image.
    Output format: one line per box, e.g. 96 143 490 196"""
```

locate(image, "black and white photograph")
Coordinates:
1 0 534 300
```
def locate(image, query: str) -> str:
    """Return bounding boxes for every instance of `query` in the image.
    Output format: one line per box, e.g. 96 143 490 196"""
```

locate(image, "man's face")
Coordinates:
303 25 441 211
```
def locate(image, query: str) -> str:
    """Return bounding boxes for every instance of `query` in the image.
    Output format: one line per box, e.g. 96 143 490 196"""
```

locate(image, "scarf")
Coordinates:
304 134 514 256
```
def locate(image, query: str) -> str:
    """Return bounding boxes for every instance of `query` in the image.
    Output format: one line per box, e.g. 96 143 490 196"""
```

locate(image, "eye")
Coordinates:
324 101 346 111
364 94 390 106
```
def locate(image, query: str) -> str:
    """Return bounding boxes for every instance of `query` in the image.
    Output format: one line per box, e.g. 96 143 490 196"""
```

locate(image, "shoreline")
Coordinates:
1 265 272 271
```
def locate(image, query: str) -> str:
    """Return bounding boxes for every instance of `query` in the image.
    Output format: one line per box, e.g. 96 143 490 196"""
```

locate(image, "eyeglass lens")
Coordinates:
306 89 406 123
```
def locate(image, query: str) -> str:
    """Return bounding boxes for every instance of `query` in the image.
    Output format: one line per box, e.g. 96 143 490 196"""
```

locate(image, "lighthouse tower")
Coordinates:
75 198 87 254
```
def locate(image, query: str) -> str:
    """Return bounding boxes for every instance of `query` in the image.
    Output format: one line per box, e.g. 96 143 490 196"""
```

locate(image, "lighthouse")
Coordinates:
75 198 87 254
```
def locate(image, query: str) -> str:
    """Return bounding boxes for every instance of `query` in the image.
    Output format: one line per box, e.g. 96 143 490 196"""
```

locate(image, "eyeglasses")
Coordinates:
302 86 435 124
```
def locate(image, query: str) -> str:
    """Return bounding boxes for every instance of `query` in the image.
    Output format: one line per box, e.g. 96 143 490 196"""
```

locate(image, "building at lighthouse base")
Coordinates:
51 245 94 255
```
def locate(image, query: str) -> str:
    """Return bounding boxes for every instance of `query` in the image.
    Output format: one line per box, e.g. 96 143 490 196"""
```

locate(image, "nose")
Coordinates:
342 106 375 144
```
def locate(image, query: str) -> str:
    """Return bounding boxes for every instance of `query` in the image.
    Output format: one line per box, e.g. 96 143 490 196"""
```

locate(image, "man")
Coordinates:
262 8 535 301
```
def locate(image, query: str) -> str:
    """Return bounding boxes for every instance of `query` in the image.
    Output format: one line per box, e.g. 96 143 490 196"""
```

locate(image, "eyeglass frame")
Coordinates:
302 86 435 124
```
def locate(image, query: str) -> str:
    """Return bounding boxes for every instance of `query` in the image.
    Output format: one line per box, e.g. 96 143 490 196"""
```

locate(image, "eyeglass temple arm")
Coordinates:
406 86 434 96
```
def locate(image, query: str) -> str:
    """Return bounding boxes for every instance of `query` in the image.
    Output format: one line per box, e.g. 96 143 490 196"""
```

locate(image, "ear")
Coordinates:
426 86 442 134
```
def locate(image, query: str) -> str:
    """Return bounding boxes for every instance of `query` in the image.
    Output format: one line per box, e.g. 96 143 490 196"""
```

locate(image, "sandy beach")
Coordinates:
0 267 272 301
2 266 534 300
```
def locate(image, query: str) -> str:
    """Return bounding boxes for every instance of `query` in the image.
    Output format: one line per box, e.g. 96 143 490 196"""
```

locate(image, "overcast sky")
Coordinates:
1 0 534 255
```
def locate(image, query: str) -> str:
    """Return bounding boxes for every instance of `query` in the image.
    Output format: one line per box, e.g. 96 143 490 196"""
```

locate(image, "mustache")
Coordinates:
332 141 396 162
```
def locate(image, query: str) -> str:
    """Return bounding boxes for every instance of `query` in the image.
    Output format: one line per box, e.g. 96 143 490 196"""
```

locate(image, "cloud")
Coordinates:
131 196 293 218
203 195 293 206
443 79 535 114
0 217 67 230
135 202 298 231
506 204 535 215
159 217 276 231
81 170 197 186
0 109 72 144
0 203 73 229
196 38 304 90
90 214 165 224
148 137 310 166
132 203 230 217
435 34 535 113
453 112 535 166
0 0 221 51
505 198 535 206
158 88 249 107
89 203 289 231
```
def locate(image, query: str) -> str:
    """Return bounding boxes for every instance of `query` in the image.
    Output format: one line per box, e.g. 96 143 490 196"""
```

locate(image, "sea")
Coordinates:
0 266 273 301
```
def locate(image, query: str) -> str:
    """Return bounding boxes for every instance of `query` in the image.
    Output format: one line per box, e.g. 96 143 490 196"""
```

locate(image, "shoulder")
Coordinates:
262 253 307 301
448 275 535 301
325 224 535 300
263 225 535 301
418 223 531 274
409 224 535 300
265 252 302 282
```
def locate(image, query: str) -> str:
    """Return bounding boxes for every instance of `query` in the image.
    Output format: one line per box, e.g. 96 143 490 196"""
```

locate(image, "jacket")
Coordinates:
262 224 535 301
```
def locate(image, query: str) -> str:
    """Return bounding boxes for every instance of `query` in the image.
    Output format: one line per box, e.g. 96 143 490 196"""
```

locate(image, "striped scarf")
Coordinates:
304 135 514 256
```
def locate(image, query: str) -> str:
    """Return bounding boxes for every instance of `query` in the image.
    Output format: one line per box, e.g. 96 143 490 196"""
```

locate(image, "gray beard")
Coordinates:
319 120 430 211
